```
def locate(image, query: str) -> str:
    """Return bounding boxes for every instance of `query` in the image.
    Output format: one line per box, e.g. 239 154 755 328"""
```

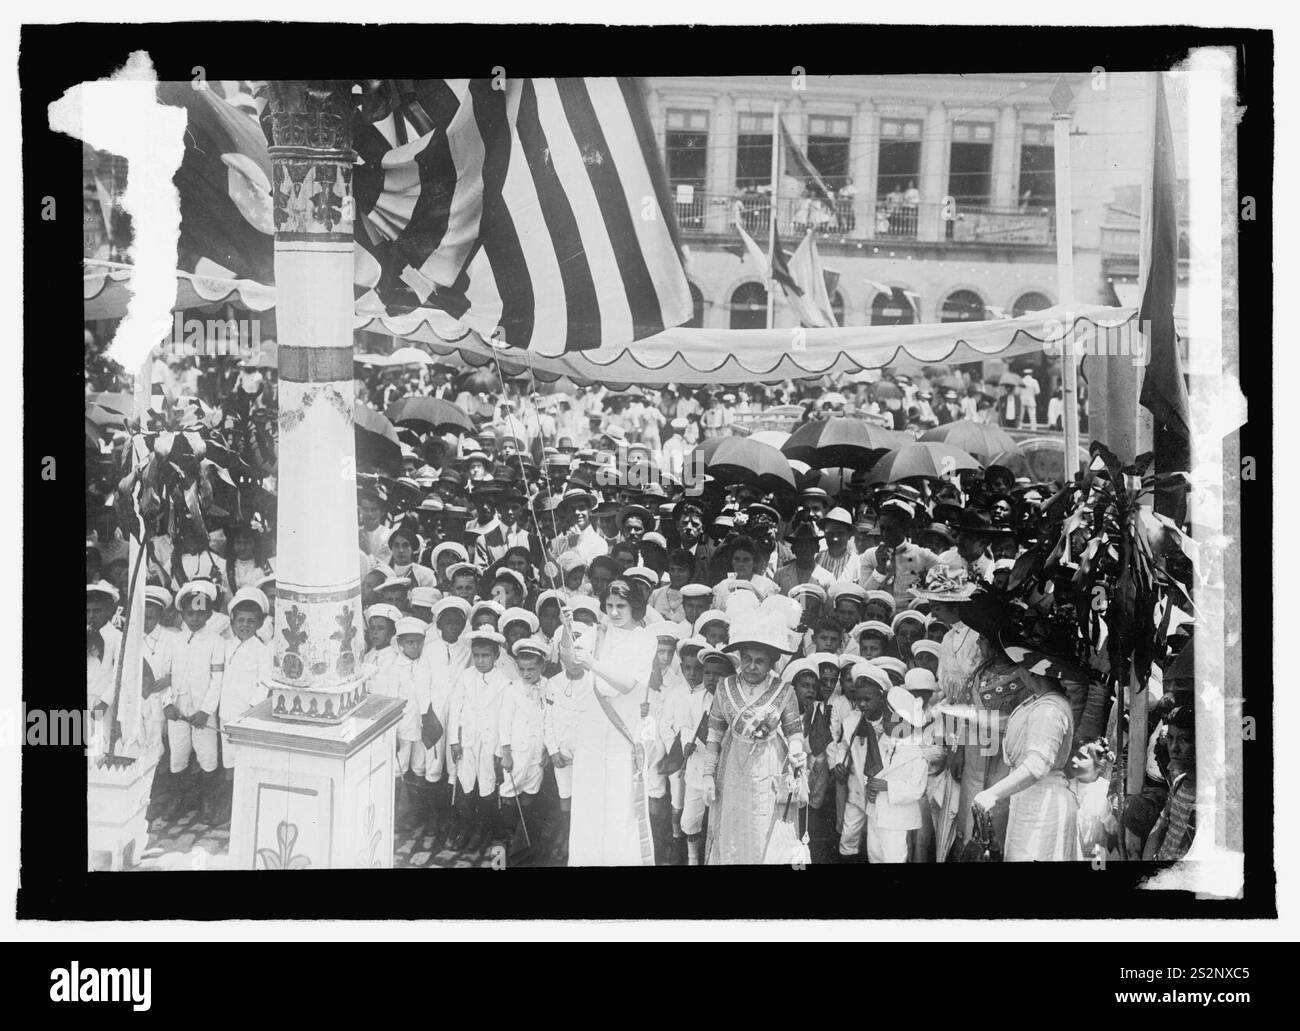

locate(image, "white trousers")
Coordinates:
169 719 218 773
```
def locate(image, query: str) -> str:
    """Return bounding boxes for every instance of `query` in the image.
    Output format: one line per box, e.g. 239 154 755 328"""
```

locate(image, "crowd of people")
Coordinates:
85 349 1190 868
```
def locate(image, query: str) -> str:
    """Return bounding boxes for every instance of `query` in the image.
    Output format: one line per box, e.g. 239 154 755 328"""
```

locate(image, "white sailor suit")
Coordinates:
496 679 547 798
448 664 512 795
830 711 927 862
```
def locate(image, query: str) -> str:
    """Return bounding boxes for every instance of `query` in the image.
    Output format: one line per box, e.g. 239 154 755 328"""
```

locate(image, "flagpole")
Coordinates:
767 101 780 330
1051 78 1081 480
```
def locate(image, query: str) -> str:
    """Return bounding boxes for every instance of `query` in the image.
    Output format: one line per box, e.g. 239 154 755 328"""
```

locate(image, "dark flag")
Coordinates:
1136 74 1190 516
779 118 837 210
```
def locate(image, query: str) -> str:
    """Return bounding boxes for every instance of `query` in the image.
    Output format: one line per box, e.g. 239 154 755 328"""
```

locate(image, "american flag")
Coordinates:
352 78 693 355
160 78 693 356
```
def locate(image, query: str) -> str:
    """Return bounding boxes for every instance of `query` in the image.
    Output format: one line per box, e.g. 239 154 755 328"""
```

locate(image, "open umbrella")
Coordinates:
389 346 435 366
458 368 500 394
871 381 902 402
353 402 402 475
694 437 795 493
986 449 1033 479
1010 437 1092 484
815 467 864 497
750 429 791 450
864 441 980 485
919 421 1022 463
385 396 475 437
783 417 905 470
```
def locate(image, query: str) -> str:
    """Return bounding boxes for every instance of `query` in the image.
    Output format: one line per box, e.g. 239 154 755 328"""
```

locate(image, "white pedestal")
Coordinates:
88 747 162 871
226 694 404 870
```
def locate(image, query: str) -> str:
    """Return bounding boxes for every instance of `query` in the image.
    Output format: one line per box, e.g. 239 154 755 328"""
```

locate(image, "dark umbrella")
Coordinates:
919 421 1022 463
458 368 500 394
354 402 402 475
783 416 906 470
385 396 475 436
986 450 1033 479
864 441 980 485
694 437 795 493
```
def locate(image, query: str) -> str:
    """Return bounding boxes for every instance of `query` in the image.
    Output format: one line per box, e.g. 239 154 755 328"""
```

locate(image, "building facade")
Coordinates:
641 72 1163 341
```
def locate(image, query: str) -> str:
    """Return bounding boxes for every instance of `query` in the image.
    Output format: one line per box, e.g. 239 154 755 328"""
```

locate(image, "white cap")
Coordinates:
86 580 121 604
887 685 924 727
395 616 429 638
229 586 269 616
501 606 540 634
432 596 471 622
365 603 403 625
904 667 938 694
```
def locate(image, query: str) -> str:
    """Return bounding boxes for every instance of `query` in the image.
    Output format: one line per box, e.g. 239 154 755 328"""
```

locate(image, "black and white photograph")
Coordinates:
3 6 1288 963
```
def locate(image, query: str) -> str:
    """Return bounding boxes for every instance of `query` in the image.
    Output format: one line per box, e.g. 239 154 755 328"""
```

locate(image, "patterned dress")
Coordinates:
704 673 804 865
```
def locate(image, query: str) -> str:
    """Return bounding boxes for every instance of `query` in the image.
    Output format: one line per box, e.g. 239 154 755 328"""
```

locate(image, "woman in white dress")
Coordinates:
972 632 1081 861
566 580 658 866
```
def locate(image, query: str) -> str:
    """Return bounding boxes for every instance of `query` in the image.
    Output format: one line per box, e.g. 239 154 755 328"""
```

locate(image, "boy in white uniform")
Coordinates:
161 580 225 822
542 612 596 865
448 629 512 852
497 637 549 856
215 586 273 824
422 597 468 845
387 617 435 835
830 661 927 863
662 635 708 864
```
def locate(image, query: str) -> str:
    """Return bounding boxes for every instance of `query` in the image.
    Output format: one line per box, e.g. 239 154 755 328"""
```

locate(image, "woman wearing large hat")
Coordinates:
701 594 808 865
969 616 1089 861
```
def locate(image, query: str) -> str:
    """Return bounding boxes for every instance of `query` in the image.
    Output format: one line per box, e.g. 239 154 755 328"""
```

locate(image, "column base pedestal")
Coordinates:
226 694 404 870
88 745 162 871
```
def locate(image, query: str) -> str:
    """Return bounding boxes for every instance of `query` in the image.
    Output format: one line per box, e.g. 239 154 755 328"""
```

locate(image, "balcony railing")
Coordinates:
668 187 1055 247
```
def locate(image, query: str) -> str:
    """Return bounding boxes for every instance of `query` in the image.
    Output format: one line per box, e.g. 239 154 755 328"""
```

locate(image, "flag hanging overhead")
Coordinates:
153 78 692 357
351 77 693 355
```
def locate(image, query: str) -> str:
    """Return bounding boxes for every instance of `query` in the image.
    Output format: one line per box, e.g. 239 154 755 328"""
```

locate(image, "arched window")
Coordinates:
1012 291 1052 318
940 289 986 323
831 290 845 327
687 282 705 328
871 287 915 326
729 282 768 330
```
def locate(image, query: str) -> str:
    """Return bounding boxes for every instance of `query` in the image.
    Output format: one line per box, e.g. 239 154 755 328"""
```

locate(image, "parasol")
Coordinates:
694 437 795 492
389 346 436 366
919 421 1022 463
864 441 980 485
458 368 500 394
1007 436 1091 484
385 396 475 437
749 429 791 450
783 417 906 470
353 402 402 475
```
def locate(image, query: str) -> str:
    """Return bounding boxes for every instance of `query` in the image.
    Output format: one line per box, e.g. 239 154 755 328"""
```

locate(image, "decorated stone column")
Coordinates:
226 81 402 870
263 80 366 722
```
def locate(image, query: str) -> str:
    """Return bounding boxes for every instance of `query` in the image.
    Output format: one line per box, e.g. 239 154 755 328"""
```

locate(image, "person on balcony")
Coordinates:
903 180 921 236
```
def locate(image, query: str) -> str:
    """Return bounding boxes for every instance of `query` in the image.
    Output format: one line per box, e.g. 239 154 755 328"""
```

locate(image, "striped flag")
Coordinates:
159 78 692 357
352 78 693 355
